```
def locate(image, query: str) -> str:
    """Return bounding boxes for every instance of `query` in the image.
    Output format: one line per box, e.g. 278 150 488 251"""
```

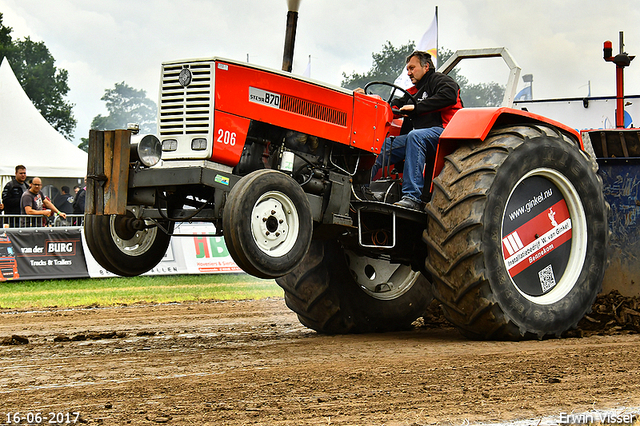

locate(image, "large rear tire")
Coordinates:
276 240 433 333
84 214 173 277
222 169 313 279
424 124 608 340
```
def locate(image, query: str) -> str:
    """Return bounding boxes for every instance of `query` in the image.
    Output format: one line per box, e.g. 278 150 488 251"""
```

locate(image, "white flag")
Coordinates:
394 11 438 89
302 55 311 78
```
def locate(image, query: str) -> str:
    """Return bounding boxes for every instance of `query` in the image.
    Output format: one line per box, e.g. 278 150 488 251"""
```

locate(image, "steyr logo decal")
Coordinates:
179 68 192 87
249 87 281 109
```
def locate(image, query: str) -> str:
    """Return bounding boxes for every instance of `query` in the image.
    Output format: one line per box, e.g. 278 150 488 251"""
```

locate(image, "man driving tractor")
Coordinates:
365 50 463 210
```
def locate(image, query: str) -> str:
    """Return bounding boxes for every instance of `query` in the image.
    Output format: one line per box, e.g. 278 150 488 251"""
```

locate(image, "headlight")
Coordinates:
131 134 162 167
191 138 207 150
162 139 177 151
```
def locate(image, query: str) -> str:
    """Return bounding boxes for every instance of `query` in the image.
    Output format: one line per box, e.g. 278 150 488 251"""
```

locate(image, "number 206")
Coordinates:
217 129 236 146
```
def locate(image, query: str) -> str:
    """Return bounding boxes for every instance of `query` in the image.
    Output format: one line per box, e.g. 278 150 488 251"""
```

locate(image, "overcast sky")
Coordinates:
1 0 640 146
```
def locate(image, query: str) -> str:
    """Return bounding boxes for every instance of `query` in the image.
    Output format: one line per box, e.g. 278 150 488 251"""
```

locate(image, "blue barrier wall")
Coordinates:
598 159 640 296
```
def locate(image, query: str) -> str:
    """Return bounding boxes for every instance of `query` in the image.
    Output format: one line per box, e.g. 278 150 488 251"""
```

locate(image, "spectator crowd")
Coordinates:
0 165 86 227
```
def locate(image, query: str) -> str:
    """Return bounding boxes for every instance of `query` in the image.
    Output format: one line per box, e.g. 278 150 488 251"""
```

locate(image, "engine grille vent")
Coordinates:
280 94 347 127
159 62 213 136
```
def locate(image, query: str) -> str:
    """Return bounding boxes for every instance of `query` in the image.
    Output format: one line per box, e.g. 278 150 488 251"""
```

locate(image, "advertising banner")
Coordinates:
80 228 189 278
0 223 242 281
0 233 20 281
5 228 89 280
171 223 242 274
80 223 241 278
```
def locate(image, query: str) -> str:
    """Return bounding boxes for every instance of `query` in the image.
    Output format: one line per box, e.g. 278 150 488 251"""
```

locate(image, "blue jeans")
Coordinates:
371 127 444 202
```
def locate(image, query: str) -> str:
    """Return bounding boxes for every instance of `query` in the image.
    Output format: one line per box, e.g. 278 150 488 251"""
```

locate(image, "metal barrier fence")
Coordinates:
0 214 84 228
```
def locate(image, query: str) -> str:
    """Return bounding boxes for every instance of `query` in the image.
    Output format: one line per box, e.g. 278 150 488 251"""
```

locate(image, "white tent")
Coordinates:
0 58 87 190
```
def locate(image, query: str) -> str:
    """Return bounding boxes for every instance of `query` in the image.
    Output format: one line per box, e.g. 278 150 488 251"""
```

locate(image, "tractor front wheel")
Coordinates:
84 214 173 277
222 169 313 279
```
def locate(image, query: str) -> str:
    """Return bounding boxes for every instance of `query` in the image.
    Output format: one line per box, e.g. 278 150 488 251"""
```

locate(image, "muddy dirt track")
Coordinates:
2 297 640 426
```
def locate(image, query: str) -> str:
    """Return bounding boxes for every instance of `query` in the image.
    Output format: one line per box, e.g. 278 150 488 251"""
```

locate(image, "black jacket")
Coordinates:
73 188 85 214
54 192 75 214
2 178 27 214
391 68 462 130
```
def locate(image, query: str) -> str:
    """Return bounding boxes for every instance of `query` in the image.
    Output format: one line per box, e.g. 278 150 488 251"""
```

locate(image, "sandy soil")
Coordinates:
1 297 640 425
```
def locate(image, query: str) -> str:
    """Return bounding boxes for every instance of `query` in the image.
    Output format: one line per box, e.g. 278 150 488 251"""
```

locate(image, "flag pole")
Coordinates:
435 6 438 66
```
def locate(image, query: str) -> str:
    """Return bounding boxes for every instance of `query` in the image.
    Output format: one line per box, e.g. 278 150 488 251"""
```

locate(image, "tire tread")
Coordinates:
425 124 607 340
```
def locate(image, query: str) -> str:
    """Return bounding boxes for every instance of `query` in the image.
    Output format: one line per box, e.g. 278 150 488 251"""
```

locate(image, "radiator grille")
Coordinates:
159 62 213 136
280 94 347 127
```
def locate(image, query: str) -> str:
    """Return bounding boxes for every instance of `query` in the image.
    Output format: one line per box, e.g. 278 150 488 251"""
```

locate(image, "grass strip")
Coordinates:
0 274 283 310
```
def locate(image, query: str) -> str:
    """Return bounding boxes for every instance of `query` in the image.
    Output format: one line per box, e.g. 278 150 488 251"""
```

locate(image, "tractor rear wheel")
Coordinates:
424 124 608 340
276 240 433 333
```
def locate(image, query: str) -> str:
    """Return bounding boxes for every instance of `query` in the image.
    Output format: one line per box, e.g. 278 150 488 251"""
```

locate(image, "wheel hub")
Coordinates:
109 215 158 256
113 216 145 240
344 250 419 301
250 191 299 256
501 169 587 305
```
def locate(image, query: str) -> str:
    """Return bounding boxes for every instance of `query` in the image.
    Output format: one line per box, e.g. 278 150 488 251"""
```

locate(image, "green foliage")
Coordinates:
438 47 504 107
437 47 468 87
341 40 416 97
0 13 77 139
78 137 89 153
341 42 505 107
0 13 12 59
91 81 157 134
461 81 505 107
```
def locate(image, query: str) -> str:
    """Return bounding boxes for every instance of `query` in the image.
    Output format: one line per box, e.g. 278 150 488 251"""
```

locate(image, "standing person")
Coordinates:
369 51 463 210
20 177 66 227
53 185 74 214
2 165 28 227
73 177 86 214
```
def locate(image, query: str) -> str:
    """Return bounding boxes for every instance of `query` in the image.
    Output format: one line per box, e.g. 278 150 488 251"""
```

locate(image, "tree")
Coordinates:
341 42 505 107
438 47 505 107
461 81 505 107
341 41 416 93
90 82 157 134
78 137 89 153
0 13 77 139
0 13 12 59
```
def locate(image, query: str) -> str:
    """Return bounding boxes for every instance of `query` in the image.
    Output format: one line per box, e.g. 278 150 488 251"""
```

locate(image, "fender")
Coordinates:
431 107 583 183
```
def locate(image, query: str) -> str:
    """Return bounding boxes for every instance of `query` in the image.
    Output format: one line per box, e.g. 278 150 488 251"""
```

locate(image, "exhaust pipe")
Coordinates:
282 0 300 72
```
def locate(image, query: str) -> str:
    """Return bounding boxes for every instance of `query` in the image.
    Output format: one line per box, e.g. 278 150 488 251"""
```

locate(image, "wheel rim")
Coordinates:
250 191 300 257
500 168 587 305
109 216 159 256
344 250 420 301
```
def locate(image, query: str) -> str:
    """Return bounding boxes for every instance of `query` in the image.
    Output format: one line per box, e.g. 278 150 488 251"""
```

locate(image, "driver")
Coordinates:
365 51 462 210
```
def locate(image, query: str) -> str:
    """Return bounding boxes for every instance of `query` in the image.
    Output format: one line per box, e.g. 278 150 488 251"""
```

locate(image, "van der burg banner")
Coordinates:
5 228 89 279
0 223 240 281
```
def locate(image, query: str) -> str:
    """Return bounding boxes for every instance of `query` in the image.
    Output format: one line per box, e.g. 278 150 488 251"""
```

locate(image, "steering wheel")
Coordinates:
363 81 418 115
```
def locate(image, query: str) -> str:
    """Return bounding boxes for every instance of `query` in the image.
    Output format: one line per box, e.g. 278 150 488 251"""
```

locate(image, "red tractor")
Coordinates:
85 50 608 340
